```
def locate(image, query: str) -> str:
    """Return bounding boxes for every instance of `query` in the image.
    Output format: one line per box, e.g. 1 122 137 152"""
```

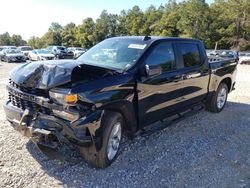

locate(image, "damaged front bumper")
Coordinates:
3 100 103 149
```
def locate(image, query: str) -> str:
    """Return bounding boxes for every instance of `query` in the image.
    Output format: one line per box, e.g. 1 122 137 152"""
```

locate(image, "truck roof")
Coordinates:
107 36 202 44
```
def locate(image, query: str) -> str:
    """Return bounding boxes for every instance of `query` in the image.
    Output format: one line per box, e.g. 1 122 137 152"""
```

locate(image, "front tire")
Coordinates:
206 83 228 113
79 111 123 168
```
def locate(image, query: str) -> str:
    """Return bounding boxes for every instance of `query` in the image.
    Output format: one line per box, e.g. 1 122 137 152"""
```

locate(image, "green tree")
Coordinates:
94 10 119 42
141 5 164 35
77 18 96 48
0 32 12 46
28 36 45 49
41 22 63 46
124 6 145 35
177 0 210 39
61 23 78 46
11 34 27 46
155 0 181 37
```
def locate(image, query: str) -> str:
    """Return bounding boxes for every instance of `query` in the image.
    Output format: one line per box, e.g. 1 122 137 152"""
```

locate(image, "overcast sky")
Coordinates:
0 0 214 40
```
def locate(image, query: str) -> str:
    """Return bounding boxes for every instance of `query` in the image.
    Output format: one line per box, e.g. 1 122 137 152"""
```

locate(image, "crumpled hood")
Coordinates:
10 60 82 89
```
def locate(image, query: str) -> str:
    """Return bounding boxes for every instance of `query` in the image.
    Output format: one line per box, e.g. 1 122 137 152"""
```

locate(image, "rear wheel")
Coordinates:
206 82 228 113
79 111 123 168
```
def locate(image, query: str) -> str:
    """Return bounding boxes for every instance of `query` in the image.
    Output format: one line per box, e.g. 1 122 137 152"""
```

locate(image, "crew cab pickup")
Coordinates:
4 36 237 168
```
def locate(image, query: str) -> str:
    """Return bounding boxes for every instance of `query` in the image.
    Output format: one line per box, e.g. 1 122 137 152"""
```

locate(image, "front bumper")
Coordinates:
3 101 102 148
7 57 26 62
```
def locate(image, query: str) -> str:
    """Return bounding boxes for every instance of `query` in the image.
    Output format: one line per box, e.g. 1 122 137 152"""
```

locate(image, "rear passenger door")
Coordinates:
176 42 210 105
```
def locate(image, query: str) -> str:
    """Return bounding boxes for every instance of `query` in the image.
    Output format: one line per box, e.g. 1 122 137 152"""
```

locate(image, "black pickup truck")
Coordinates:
4 36 237 168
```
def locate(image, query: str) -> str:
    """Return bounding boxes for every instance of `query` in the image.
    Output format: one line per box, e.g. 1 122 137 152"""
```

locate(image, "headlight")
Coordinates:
49 88 78 105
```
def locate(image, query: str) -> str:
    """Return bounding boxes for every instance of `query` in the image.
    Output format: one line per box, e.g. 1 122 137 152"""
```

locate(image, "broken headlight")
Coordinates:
49 88 78 106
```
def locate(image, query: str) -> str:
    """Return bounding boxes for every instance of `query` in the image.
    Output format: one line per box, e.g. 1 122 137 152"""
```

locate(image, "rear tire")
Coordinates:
79 111 123 168
206 83 228 113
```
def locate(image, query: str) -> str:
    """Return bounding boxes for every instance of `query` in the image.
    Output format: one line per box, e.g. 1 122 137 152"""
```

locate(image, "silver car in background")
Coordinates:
68 47 86 59
28 49 55 61
0 49 26 63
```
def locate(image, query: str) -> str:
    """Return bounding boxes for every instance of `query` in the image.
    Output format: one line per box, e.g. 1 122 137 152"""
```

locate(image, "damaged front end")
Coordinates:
3 60 109 150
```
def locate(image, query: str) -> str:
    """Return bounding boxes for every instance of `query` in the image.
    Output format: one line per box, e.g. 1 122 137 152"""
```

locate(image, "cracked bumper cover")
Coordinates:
3 100 102 148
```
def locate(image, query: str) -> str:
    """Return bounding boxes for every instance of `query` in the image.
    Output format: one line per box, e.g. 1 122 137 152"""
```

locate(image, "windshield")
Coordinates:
37 49 50 54
20 47 33 51
5 49 21 54
77 38 147 70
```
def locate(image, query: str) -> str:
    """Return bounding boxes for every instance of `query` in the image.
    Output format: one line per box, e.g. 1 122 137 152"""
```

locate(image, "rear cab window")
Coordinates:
179 43 201 67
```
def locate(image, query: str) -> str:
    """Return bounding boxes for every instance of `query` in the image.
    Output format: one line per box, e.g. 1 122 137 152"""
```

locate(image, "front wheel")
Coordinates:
79 111 123 168
206 83 228 113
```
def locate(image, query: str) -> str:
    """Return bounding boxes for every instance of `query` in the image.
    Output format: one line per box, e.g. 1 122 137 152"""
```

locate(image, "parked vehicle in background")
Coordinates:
0 47 5 60
239 52 250 64
18 46 33 59
2 46 17 50
28 49 55 61
207 50 238 61
68 47 86 59
0 49 26 63
4 36 237 168
47 46 74 59
219 50 238 59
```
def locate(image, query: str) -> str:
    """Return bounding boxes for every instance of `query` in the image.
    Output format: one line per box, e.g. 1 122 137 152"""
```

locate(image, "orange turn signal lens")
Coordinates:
64 94 78 104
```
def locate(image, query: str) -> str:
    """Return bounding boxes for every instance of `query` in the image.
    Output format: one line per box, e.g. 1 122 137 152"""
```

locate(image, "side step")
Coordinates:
141 104 204 137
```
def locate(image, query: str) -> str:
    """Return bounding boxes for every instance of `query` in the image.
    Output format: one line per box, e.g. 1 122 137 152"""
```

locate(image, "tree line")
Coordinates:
0 0 249 50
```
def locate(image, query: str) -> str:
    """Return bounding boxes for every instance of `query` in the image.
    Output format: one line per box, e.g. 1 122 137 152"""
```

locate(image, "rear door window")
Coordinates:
179 43 201 67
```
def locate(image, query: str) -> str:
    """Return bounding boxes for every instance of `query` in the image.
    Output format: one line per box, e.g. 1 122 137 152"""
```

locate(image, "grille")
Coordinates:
9 79 48 97
8 79 51 114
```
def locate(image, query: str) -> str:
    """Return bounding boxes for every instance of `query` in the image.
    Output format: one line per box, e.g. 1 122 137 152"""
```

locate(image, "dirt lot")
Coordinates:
0 61 249 188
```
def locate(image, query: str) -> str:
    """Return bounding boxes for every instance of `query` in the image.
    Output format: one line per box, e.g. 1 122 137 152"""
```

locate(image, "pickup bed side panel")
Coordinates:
208 59 237 93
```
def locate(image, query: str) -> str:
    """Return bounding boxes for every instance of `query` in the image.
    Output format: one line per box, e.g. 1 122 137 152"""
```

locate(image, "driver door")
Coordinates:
137 42 185 127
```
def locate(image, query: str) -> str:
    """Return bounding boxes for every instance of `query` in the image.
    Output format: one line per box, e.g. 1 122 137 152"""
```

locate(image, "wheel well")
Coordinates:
101 101 137 137
220 77 232 91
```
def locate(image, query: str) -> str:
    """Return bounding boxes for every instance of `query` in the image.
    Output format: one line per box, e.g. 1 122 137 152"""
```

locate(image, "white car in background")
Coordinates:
18 46 33 59
239 53 250 64
68 47 86 59
28 49 55 61
3 46 17 50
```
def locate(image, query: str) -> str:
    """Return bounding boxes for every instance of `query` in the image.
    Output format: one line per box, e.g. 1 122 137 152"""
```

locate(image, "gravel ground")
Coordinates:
0 61 249 188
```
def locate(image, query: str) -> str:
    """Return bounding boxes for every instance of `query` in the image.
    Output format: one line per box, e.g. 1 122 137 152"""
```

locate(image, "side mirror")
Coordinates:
145 64 162 77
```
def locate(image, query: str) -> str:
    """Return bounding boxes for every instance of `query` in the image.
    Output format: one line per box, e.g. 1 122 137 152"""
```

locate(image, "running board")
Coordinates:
141 104 204 136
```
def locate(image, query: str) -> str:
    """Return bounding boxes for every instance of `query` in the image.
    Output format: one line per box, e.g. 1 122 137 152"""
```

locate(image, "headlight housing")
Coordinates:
49 88 78 106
